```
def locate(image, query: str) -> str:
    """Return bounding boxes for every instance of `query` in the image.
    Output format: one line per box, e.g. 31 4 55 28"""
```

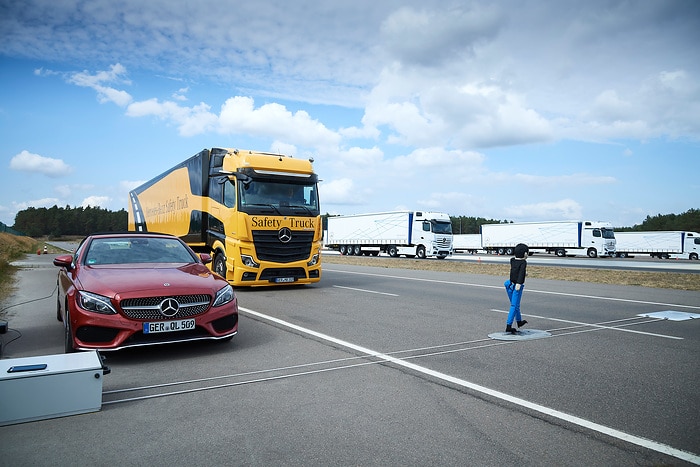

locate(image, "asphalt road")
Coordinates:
1 252 699 466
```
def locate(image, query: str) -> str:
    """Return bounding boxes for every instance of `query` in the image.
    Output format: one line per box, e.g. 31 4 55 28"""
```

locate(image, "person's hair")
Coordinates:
514 243 529 259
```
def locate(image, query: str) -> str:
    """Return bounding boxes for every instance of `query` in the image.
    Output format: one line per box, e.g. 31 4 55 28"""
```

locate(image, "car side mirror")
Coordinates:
53 254 74 271
199 253 212 265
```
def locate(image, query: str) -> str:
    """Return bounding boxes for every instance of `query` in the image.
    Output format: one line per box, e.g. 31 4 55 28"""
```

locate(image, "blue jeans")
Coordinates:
504 280 524 326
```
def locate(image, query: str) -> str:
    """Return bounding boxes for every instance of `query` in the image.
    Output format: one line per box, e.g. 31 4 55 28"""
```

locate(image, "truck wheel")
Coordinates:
506 247 514 256
213 254 227 278
416 246 426 259
497 248 505 255
387 245 398 257
690 253 699 260
339 245 347 255
353 245 362 256
618 252 628 258
556 249 566 257
660 253 670 259
587 248 598 258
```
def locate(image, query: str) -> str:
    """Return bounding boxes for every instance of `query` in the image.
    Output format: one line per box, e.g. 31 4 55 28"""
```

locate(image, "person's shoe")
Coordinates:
517 320 528 328
505 325 517 334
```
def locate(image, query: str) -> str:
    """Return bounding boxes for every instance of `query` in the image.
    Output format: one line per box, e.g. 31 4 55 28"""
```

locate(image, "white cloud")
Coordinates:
9 150 72 177
81 196 111 208
68 63 133 106
504 199 583 221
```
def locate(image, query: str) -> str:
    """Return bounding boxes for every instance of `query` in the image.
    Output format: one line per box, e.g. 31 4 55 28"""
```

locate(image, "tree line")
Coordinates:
12 205 128 238
10 206 699 238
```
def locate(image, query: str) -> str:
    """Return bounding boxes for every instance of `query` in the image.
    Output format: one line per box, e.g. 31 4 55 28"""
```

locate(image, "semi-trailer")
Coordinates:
614 231 699 260
128 147 322 286
480 221 616 258
452 234 482 254
325 211 453 259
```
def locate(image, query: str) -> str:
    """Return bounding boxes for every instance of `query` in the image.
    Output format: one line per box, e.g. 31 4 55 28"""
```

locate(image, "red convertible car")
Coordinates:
53 232 238 352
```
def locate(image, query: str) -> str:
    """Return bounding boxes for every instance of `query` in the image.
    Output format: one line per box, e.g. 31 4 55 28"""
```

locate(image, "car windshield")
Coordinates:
84 237 196 265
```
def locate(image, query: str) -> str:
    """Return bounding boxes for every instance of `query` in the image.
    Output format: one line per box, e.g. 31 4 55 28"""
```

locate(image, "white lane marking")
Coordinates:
333 285 398 296
240 306 700 465
489 309 684 340
324 268 700 310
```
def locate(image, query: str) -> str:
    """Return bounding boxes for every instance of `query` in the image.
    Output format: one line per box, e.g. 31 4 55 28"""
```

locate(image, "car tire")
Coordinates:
56 295 63 322
64 310 76 353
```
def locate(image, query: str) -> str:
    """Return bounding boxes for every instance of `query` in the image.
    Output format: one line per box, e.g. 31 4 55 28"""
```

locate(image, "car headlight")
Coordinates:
213 284 235 307
78 291 117 314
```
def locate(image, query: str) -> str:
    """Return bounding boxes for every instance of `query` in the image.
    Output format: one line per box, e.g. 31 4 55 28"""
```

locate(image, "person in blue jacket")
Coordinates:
504 243 529 334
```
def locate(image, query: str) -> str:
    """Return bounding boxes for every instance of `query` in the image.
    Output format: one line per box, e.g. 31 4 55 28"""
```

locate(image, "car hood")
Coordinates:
79 263 225 298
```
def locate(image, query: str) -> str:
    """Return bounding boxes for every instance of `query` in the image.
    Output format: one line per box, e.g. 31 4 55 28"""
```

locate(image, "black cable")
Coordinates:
0 283 58 353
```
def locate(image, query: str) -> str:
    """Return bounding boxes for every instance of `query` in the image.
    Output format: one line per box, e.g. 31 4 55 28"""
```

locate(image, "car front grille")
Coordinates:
252 230 313 263
120 294 211 320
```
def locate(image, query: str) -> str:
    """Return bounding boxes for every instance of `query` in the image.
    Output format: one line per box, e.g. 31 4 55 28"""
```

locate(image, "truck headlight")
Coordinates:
240 254 259 268
307 253 319 267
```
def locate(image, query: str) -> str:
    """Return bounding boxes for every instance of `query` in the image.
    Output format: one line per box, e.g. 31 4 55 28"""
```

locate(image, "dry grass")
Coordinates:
0 233 41 307
322 254 700 291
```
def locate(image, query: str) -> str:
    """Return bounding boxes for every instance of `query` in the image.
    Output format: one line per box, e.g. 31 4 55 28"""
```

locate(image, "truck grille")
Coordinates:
437 237 452 248
120 294 211 320
252 230 313 263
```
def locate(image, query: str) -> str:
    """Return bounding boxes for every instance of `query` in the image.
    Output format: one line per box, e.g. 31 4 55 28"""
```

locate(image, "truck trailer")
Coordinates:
128 148 322 286
480 221 616 258
452 234 482 254
325 211 453 259
614 231 699 260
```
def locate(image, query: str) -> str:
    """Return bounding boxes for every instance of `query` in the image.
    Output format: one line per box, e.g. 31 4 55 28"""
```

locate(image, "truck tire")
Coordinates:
387 245 398 257
690 253 699 260
587 248 598 258
617 252 628 258
555 249 566 257
416 246 426 259
505 247 514 256
353 245 362 256
339 245 347 255
213 253 227 278
497 248 505 255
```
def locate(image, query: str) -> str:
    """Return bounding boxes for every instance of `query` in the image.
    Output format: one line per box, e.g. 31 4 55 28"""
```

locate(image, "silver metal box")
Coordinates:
0 351 106 426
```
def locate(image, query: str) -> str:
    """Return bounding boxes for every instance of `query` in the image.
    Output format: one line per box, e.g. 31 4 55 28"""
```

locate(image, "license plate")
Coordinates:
143 319 195 334
274 277 295 283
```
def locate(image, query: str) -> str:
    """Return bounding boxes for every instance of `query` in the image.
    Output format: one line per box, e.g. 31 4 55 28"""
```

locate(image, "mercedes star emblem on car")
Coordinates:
159 298 180 317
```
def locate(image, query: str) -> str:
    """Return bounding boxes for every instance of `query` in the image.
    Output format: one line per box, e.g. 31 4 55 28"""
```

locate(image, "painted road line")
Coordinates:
241 306 700 465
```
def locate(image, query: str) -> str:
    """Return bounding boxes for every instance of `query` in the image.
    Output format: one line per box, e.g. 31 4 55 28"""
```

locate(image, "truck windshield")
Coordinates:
601 228 615 239
432 221 453 234
239 180 319 216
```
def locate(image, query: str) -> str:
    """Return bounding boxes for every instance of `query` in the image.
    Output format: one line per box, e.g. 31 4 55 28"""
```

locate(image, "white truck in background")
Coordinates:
452 234 482 254
614 231 700 260
480 220 616 258
325 211 453 259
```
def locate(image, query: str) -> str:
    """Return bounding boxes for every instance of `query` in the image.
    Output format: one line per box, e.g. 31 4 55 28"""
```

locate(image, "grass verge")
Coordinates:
322 254 699 291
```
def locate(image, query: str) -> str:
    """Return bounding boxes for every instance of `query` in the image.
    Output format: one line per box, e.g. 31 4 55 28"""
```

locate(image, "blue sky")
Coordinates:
1 0 698 229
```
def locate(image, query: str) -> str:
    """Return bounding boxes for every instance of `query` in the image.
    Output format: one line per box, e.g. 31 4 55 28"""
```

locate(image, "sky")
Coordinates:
1 0 699 229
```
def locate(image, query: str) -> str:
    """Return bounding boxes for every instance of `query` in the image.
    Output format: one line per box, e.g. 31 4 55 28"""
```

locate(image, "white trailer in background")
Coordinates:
614 231 700 260
452 234 482 254
325 211 453 259
480 221 616 258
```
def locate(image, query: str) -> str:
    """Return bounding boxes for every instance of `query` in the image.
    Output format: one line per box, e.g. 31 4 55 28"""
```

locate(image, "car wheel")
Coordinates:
64 310 76 353
213 253 227 278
